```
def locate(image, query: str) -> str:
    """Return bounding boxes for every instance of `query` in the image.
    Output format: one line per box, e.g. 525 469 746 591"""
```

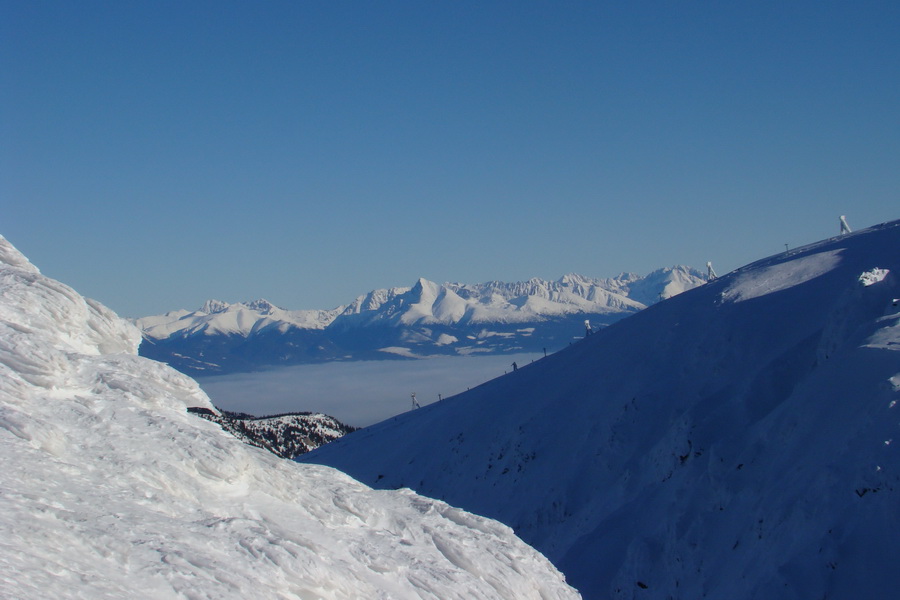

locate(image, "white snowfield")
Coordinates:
0 236 579 599
721 249 844 303
303 220 900 599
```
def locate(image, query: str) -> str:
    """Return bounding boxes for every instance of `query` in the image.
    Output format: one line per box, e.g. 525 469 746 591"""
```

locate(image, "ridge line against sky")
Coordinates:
3 1 898 317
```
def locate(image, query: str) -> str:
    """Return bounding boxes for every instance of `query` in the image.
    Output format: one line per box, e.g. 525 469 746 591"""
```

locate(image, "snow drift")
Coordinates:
302 220 900 599
0 235 578 599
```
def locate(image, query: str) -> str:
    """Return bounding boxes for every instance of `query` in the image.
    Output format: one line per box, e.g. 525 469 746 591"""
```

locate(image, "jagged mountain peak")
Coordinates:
408 277 442 302
341 285 411 315
201 298 230 314
556 273 591 285
200 298 281 315
242 298 280 314
412 276 435 289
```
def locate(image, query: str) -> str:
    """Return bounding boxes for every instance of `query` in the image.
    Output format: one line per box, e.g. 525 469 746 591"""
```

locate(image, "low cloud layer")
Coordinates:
197 353 540 427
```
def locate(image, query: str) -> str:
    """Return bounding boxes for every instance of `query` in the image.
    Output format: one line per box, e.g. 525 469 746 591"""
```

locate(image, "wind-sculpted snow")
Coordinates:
721 248 844 303
303 220 900 599
0 235 579 599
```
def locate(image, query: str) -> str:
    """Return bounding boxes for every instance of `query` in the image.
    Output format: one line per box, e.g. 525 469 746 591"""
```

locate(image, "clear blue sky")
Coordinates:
3 1 898 317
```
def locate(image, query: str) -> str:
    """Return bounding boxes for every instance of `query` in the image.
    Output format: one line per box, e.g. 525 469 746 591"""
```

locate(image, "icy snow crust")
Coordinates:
303 221 900 599
0 236 579 599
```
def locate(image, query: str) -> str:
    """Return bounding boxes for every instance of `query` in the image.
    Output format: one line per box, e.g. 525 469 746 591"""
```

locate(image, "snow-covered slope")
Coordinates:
302 221 900 599
137 267 706 375
0 235 579 599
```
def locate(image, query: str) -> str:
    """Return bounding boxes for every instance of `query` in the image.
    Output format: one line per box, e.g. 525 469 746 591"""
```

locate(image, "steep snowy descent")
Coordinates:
302 220 900 599
0 235 579 599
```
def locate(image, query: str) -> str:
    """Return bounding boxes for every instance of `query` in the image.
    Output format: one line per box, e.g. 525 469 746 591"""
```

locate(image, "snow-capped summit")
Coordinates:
243 298 280 314
139 297 343 340
610 265 709 304
138 267 707 375
303 220 900 599
199 298 288 316
0 235 579 599
333 277 471 328
201 298 230 314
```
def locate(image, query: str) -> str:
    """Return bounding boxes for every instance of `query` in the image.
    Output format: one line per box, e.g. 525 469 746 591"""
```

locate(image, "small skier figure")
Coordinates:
511 362 518 372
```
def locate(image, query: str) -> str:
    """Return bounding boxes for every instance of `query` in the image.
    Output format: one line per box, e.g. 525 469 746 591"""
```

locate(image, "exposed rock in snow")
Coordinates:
303 220 900 599
0 235 579 600
859 268 890 287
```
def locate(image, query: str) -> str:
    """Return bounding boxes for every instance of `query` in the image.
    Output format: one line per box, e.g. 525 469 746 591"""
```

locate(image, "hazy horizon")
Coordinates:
197 352 543 427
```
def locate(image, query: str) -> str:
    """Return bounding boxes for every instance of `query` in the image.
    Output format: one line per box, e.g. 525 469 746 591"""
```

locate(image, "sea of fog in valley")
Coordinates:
197 352 542 427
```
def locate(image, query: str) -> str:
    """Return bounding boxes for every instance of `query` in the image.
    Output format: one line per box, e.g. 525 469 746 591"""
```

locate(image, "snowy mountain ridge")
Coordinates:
137 266 706 375
302 220 900 599
0 234 579 599
140 267 703 335
140 299 343 338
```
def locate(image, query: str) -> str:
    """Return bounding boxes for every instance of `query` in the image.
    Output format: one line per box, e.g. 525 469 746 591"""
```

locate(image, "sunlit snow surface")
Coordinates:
304 221 900 599
721 248 844 302
0 236 579 599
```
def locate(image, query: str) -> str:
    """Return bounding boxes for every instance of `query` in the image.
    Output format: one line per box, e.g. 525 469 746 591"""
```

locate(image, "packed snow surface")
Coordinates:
0 236 579 599
303 220 900 599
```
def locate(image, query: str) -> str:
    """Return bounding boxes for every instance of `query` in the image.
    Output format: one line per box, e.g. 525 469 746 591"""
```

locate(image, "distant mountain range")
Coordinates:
137 267 707 375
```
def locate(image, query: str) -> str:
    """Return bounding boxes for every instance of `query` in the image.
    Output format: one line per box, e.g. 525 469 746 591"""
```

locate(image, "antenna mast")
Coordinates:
840 215 852 235
706 261 717 280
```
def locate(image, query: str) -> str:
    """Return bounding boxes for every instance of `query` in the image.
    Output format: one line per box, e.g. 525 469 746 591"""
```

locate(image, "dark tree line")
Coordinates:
188 406 356 459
